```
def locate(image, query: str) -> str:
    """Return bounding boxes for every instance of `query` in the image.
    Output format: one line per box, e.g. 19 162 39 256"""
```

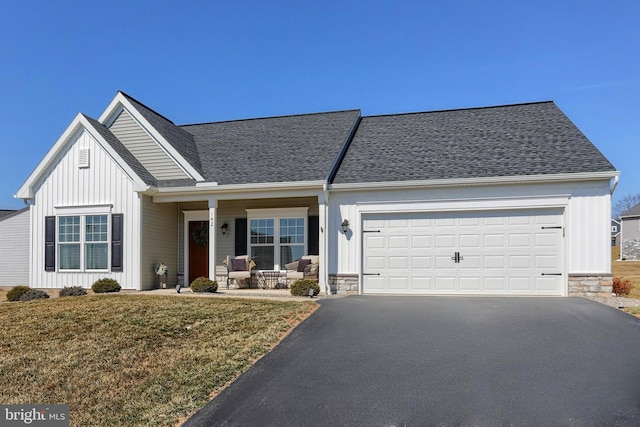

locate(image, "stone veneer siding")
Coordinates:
568 274 613 296
330 274 613 297
329 274 359 295
621 239 640 260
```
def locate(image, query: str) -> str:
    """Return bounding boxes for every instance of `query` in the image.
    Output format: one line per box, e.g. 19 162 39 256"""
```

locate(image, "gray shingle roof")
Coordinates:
0 207 28 221
83 115 157 186
120 92 203 176
332 102 616 184
180 110 361 185
621 202 640 218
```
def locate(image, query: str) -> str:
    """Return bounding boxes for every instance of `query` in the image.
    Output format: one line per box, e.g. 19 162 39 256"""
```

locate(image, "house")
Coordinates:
611 218 621 247
0 207 30 287
620 202 640 260
15 92 618 296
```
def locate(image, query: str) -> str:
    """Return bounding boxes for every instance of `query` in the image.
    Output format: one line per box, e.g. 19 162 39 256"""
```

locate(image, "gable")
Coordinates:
109 109 190 181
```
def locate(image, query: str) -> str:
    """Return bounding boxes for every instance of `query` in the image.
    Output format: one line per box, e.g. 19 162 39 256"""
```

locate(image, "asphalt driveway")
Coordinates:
185 297 640 426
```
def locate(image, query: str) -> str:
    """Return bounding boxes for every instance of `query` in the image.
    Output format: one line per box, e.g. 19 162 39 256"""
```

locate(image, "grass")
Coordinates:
612 247 640 299
0 294 317 426
622 307 640 317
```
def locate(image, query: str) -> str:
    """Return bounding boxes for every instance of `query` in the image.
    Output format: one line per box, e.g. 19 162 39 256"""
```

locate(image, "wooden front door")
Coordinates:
189 221 209 284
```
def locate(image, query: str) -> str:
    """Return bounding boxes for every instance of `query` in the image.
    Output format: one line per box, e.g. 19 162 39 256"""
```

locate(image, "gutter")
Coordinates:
328 171 621 192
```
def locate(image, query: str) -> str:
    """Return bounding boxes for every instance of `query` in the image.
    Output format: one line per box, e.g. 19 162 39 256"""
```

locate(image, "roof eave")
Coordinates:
329 171 620 192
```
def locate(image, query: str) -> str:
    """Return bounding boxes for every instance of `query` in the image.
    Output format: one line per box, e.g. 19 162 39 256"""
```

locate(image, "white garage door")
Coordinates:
362 209 564 295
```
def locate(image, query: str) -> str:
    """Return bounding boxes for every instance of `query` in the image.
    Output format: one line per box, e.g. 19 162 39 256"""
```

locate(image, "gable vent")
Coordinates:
79 148 90 168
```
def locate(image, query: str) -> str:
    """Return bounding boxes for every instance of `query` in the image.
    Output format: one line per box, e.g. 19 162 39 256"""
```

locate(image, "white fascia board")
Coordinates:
14 113 151 199
15 113 85 199
329 171 620 192
151 180 326 203
356 194 571 214
98 92 205 182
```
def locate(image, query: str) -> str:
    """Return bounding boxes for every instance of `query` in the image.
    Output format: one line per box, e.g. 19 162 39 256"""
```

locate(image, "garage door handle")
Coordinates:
363 273 381 276
541 273 562 276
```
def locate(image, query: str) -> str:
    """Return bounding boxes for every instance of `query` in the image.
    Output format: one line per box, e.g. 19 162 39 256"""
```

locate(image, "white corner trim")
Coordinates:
98 92 205 182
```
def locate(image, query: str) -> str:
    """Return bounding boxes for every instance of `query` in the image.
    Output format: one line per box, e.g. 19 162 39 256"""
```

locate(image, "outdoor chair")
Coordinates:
285 255 319 283
224 255 256 288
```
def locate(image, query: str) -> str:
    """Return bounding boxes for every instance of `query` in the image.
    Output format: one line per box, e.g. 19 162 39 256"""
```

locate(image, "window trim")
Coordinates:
57 213 111 273
246 208 308 270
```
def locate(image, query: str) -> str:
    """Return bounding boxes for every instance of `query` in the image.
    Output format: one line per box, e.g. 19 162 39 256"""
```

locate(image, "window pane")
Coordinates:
280 245 305 266
250 219 274 244
280 218 304 244
86 215 108 242
86 243 108 269
59 216 80 243
59 244 81 269
251 246 274 270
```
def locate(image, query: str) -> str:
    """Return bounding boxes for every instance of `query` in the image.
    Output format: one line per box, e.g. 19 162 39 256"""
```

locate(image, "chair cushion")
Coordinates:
297 258 312 272
302 255 320 264
231 258 247 271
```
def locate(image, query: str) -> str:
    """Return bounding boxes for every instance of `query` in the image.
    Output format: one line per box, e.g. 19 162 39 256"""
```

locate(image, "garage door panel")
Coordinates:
459 234 480 248
365 235 385 249
389 256 408 269
484 234 506 248
389 276 410 290
412 235 432 249
509 234 532 248
412 256 431 269
389 235 409 248
484 255 506 269
435 277 456 290
435 235 455 248
412 277 432 290
459 277 481 290
362 209 564 295
365 256 385 270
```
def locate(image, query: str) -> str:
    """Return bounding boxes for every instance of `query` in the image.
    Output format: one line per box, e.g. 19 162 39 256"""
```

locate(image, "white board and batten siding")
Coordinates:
30 129 142 289
329 180 612 296
0 209 30 287
109 109 189 180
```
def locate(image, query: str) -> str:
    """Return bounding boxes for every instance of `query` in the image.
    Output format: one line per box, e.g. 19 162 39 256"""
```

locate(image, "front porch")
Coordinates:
152 194 330 294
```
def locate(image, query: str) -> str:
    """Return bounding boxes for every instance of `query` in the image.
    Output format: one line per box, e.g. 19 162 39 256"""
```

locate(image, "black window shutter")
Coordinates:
235 218 247 256
111 214 124 272
45 216 56 271
308 215 319 256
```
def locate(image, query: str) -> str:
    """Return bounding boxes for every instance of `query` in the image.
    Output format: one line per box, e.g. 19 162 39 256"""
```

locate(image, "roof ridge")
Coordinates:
118 91 177 125
179 109 361 127
361 101 555 119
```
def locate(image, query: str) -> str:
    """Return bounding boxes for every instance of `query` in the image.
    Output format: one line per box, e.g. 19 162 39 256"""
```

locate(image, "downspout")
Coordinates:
610 175 619 195
322 183 330 295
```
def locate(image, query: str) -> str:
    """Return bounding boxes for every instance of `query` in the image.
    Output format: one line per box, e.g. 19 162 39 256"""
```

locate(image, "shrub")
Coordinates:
613 277 634 297
190 277 218 293
91 278 121 294
290 279 320 297
6 286 32 302
59 286 88 297
19 289 50 301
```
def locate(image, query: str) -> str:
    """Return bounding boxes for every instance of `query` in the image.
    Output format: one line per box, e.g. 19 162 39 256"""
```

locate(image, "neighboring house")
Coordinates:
620 202 640 260
15 92 618 296
0 207 30 287
611 218 621 247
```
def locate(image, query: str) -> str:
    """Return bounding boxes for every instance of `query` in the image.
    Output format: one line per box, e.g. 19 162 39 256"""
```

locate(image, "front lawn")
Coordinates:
612 259 640 299
0 295 317 426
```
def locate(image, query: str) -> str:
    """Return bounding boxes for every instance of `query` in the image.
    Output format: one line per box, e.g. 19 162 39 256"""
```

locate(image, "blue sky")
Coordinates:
1 0 638 211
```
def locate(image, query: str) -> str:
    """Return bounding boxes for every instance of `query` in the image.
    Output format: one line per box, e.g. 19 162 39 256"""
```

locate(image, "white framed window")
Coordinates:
247 208 308 270
58 214 109 271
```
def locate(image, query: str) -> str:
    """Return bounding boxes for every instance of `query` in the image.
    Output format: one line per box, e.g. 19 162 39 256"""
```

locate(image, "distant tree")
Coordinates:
613 193 640 218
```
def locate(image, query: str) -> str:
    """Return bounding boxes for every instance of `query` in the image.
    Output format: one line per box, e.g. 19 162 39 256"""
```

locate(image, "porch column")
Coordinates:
319 191 329 295
208 197 218 280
